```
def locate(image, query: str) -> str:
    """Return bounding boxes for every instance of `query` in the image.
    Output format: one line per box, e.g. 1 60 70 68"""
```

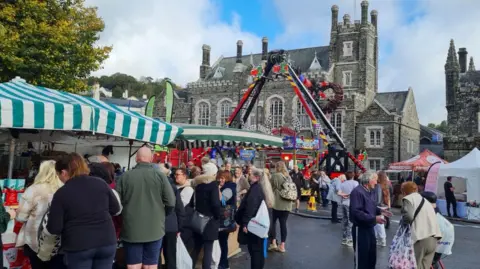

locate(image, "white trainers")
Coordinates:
377 238 387 247
346 240 353 247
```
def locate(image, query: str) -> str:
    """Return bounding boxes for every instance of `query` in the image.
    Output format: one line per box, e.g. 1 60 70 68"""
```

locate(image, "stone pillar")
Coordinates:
343 14 351 26
361 0 369 25
331 5 339 32
261 37 268 61
370 10 378 28
458 48 468 73
236 40 243 63
200 44 211 79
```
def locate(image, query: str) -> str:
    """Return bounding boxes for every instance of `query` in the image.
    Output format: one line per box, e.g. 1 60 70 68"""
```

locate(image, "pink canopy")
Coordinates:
388 149 448 172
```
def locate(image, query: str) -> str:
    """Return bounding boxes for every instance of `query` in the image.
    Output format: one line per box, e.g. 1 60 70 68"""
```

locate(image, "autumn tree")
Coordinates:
427 120 448 133
0 0 111 92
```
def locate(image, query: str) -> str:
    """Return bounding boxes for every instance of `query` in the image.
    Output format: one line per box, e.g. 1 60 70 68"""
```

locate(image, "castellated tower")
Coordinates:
328 0 378 108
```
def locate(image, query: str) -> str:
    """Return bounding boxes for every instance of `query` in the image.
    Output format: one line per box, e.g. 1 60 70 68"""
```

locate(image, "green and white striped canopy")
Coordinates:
0 79 182 145
175 124 283 149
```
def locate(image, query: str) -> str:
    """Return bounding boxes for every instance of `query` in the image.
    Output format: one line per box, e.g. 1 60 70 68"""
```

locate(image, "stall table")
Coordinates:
436 199 467 218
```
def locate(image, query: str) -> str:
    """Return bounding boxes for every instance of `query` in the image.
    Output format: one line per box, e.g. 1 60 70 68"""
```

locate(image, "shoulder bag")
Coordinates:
278 175 298 201
189 192 212 235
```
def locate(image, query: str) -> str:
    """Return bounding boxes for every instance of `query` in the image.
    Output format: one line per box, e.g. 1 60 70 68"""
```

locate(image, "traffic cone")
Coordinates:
307 195 317 212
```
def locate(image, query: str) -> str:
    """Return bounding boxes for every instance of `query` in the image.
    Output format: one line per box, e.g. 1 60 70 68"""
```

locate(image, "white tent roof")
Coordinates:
438 148 480 202
438 148 480 177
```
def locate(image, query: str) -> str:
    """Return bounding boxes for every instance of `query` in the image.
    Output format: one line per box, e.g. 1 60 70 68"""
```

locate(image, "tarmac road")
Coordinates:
228 210 480 269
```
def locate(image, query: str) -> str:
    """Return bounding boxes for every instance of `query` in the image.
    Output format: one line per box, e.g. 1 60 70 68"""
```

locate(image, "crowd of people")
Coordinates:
0 148 456 269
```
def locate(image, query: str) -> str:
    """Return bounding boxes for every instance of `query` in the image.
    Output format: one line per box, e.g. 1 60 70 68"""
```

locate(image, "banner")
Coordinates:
144 96 156 117
282 136 319 150
240 149 256 162
164 79 175 123
425 162 442 193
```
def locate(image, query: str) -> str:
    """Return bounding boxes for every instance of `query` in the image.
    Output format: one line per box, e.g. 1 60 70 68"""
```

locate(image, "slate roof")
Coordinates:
420 124 444 142
205 46 330 81
375 91 409 114
101 97 146 108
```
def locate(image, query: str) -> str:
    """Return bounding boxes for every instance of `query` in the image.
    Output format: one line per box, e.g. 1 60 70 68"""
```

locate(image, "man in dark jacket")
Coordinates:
350 172 390 269
162 179 186 269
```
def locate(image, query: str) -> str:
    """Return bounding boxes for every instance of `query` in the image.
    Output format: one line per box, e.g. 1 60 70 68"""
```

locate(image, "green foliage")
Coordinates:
88 73 179 99
427 120 447 133
0 0 111 92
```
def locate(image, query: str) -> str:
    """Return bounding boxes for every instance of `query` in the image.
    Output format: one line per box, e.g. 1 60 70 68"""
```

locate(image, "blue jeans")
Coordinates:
64 244 116 269
321 188 329 207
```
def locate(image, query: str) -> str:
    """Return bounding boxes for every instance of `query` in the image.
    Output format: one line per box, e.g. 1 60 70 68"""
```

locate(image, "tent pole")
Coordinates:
7 138 16 179
127 140 133 170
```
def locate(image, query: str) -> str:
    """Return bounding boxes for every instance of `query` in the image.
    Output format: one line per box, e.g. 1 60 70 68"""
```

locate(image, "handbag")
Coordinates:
388 197 425 269
176 238 193 269
278 175 298 201
247 200 270 238
189 193 211 234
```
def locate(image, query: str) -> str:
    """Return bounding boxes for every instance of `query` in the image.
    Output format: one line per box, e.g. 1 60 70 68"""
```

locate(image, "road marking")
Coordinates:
391 219 480 229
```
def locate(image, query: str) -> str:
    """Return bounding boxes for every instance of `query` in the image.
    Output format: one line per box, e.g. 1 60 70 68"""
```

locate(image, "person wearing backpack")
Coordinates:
268 161 294 253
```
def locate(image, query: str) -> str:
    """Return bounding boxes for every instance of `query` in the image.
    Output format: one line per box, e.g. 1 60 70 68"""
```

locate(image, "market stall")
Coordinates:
174 124 283 167
435 148 480 220
0 78 183 268
387 149 448 172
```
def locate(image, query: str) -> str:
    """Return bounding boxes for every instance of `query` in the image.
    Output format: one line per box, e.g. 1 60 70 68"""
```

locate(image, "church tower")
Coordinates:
328 0 378 107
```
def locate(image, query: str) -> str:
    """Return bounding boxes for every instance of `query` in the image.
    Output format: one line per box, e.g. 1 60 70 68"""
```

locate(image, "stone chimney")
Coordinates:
371 10 378 29
236 40 243 63
361 0 369 25
343 14 351 26
92 82 100 100
200 44 211 79
468 56 476 72
261 37 268 61
458 48 468 73
331 5 339 32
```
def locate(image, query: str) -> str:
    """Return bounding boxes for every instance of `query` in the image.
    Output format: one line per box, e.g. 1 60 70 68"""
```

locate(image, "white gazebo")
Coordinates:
438 148 480 220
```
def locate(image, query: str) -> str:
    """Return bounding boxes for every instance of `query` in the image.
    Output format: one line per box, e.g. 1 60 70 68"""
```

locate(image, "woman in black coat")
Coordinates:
235 168 266 269
190 164 221 269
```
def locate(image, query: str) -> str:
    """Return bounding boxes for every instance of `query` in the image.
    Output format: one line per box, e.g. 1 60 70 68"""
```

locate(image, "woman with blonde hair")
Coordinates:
268 161 292 252
374 171 391 246
16 160 65 268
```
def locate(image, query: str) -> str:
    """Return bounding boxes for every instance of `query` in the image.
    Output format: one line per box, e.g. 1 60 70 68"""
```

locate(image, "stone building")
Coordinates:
154 0 420 170
443 40 480 161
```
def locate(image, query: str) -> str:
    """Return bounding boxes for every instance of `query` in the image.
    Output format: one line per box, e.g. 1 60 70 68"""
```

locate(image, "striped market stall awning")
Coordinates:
0 78 182 145
175 124 283 149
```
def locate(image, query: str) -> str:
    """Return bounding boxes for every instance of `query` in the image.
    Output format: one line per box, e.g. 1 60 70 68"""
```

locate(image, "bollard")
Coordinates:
307 195 317 212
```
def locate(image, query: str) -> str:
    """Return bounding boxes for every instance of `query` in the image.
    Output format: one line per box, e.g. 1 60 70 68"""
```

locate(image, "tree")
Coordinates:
427 120 448 133
0 0 111 92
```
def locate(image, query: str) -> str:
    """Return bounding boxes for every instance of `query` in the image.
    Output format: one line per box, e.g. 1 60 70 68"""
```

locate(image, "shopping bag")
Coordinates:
436 214 454 255
247 200 270 238
388 223 417 269
211 240 221 269
176 239 192 269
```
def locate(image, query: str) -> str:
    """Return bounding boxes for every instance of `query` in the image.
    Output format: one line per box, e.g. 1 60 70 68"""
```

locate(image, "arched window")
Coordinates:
219 100 232 127
198 102 210 126
249 106 264 126
269 98 283 129
330 112 342 137
296 99 310 129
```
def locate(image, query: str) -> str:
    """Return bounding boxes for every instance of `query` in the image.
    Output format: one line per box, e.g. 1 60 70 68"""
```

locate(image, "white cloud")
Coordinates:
85 0 261 87
86 0 480 125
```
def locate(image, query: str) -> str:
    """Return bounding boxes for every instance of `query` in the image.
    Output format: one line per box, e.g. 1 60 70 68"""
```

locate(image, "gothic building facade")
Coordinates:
444 40 480 161
153 0 420 171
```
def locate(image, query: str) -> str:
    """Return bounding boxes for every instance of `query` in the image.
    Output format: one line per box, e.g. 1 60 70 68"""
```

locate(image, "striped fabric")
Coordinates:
0 79 182 145
175 124 283 149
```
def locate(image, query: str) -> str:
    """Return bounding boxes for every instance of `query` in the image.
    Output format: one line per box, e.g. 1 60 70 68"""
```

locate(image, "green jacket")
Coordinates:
271 172 293 212
116 163 175 243
0 202 11 234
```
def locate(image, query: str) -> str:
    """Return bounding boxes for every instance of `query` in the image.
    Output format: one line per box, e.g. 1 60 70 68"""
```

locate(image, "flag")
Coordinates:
164 78 175 123
144 96 156 117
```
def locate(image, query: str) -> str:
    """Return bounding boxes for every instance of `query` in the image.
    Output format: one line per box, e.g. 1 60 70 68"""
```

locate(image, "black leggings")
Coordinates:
270 209 289 242
191 235 214 269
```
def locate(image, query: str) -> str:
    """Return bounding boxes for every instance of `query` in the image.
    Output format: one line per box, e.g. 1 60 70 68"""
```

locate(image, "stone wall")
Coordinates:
444 135 480 161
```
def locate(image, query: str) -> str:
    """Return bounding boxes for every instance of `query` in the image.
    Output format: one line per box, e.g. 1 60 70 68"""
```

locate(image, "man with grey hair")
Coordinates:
349 171 392 269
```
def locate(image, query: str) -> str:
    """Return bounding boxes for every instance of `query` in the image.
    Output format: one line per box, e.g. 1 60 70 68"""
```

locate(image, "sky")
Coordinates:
85 0 480 125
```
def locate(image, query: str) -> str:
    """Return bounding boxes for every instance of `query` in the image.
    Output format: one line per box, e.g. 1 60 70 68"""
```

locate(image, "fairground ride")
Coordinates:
226 49 366 174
